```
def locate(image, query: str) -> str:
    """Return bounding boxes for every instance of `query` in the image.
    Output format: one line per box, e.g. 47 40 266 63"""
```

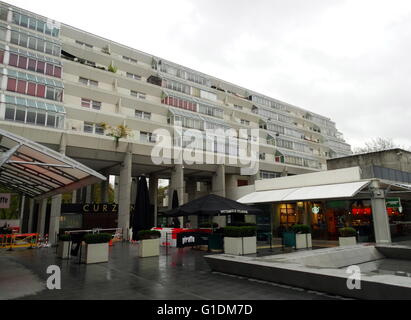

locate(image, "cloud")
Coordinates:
11 0 411 149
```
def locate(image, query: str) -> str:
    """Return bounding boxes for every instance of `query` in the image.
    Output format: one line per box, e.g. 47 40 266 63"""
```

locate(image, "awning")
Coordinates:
237 181 371 204
0 128 106 199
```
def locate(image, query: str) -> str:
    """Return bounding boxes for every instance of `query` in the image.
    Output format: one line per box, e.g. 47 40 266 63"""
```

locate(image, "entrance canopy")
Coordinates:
237 181 371 204
0 128 106 199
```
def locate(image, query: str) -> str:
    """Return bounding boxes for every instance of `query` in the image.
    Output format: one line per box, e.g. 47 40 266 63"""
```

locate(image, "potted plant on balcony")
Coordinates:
100 123 132 147
137 230 161 258
57 233 72 259
108 63 117 73
82 233 112 264
223 225 257 255
339 227 357 246
291 224 312 249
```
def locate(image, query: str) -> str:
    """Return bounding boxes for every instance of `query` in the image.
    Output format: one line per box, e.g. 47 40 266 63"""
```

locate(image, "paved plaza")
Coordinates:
0 243 345 300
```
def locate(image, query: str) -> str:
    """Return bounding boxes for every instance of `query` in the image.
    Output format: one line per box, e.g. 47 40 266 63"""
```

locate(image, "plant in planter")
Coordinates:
339 227 357 246
223 226 257 255
137 230 161 258
108 63 117 73
100 123 132 146
82 233 112 264
57 233 72 259
291 224 312 249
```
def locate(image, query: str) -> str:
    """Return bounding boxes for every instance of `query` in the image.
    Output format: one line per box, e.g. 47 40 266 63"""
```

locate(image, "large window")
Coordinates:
7 77 63 102
198 103 223 119
75 40 93 48
122 56 137 63
162 94 196 112
140 131 157 143
10 29 61 56
126 72 141 80
11 10 60 37
81 98 101 110
160 62 210 86
130 90 146 99
162 78 190 95
83 122 105 135
79 77 98 87
5 104 64 129
135 110 151 120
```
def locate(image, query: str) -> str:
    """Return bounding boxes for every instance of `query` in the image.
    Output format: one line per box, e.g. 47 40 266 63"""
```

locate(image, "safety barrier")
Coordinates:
0 233 39 249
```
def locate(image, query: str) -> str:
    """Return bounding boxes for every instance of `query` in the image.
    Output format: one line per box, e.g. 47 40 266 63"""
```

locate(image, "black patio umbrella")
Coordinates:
132 176 151 241
164 194 262 217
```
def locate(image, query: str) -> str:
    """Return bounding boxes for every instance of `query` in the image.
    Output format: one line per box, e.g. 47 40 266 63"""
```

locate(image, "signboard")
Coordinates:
61 203 135 214
386 198 401 208
0 194 11 209
176 232 209 248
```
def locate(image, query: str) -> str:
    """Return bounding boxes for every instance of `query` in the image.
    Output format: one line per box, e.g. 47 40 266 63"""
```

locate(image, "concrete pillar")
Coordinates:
118 152 132 240
71 190 77 204
49 195 62 245
149 175 158 227
85 185 92 203
212 164 226 197
169 164 185 208
249 173 259 185
370 180 391 244
37 198 48 236
27 198 35 233
100 177 109 203
19 195 25 232
114 176 120 203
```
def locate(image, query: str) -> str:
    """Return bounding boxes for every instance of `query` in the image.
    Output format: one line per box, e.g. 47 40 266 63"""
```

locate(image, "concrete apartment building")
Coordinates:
0 2 351 243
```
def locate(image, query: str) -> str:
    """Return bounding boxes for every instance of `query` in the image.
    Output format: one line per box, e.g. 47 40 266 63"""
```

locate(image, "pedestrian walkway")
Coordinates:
0 243 343 300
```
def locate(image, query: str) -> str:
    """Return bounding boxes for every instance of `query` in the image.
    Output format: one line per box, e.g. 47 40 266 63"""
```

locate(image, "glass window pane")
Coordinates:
10 31 19 45
28 59 37 71
36 61 45 73
15 108 26 122
27 82 36 96
36 84 45 97
37 20 45 33
37 39 45 52
17 80 27 94
54 66 61 78
20 15 29 28
29 18 36 30
9 53 18 66
5 106 15 121
46 113 55 127
26 110 36 124
81 98 90 108
18 56 27 69
45 42 53 54
28 37 36 50
36 112 46 126
46 87 54 100
19 33 28 47
7 78 17 91
46 64 53 76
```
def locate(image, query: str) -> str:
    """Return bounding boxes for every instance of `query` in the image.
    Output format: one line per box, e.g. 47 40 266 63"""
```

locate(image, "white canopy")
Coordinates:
237 181 371 204
0 128 106 199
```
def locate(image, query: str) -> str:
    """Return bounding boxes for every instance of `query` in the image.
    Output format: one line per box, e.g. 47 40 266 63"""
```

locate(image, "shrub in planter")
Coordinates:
291 224 311 234
58 234 71 242
84 233 112 244
138 230 161 258
291 224 312 249
339 227 357 237
223 226 257 255
223 226 257 238
138 230 161 240
339 227 357 246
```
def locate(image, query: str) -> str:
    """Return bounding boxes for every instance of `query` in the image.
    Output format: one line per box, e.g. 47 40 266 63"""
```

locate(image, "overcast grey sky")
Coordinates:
11 0 411 149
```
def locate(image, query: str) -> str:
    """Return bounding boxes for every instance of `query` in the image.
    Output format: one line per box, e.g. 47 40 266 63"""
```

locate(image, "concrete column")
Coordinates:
149 175 158 227
249 173 259 185
169 164 185 208
19 195 25 232
114 176 120 203
37 198 48 236
27 198 35 233
118 152 132 240
85 185 92 203
370 180 391 244
212 164 226 197
185 178 198 228
100 177 109 203
49 195 62 245
71 190 77 204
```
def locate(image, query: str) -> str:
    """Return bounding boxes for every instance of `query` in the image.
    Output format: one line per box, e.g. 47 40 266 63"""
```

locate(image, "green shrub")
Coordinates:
84 233 112 244
339 227 357 237
291 224 311 234
199 223 219 228
108 63 117 73
223 226 257 238
58 234 71 242
227 222 257 227
138 230 161 240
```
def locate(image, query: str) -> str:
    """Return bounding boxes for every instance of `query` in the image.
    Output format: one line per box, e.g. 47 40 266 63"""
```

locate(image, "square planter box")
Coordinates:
296 233 312 249
224 236 256 255
57 241 72 259
339 236 357 246
138 238 160 258
82 243 109 264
